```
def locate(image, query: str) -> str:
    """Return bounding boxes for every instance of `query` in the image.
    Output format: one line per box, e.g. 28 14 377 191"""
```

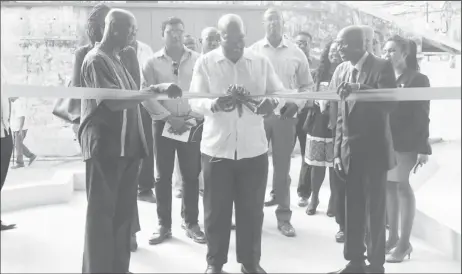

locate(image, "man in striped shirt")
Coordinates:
79 9 182 273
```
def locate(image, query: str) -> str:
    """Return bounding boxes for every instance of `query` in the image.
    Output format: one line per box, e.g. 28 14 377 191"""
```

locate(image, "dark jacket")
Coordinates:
390 69 432 155
333 54 398 174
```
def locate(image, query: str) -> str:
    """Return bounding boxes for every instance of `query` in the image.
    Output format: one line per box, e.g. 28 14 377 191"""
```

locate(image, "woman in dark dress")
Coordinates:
302 41 342 217
382 35 432 263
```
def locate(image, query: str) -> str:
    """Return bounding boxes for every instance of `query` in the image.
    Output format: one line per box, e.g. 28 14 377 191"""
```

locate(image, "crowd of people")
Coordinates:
0 3 433 274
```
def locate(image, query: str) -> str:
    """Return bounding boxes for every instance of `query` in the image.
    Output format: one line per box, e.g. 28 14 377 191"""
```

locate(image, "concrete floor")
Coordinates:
1 188 460 273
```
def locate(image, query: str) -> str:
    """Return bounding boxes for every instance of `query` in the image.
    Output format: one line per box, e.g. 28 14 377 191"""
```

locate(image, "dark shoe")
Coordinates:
306 199 319 215
241 264 266 274
386 243 413 263
149 226 172 245
205 265 224 274
328 262 366 273
183 223 206 244
277 221 296 237
11 163 25 169
130 234 138 252
175 188 183 199
28 154 37 166
1 221 16 231
264 195 277 207
365 265 385 273
335 230 345 243
298 197 308 207
138 191 156 203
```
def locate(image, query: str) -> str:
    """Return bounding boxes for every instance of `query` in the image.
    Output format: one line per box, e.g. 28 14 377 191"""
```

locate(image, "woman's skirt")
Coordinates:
304 107 334 167
387 151 418 183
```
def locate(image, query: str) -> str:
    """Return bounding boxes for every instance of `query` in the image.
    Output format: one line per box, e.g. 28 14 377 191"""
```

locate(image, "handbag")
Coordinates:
52 80 81 124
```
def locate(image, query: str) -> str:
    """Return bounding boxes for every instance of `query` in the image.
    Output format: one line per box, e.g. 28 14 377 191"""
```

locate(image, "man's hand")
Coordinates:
149 83 182 99
280 102 298 120
256 98 278 116
211 96 234 113
413 154 429 173
337 82 359 100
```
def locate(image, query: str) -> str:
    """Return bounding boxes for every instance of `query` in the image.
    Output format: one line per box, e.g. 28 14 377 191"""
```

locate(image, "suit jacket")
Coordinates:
332 54 397 174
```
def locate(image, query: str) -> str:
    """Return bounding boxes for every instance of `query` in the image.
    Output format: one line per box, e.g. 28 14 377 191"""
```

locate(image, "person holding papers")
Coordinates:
141 16 206 246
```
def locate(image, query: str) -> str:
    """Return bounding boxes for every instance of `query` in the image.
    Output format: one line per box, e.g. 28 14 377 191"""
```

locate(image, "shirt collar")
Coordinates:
263 36 288 49
351 51 369 72
154 46 193 61
213 46 255 63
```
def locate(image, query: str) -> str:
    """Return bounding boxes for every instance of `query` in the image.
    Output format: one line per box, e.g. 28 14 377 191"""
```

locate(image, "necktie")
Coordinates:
350 67 359 84
345 68 359 116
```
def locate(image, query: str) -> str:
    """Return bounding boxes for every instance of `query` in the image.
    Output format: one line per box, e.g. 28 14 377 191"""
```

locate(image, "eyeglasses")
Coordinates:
172 61 179 76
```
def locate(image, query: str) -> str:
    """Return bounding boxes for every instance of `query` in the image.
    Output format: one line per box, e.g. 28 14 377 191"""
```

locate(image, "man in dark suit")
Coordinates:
328 26 397 274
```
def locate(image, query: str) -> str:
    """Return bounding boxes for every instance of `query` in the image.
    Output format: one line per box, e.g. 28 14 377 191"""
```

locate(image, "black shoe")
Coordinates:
138 191 156 203
149 226 172 245
183 223 206 244
306 198 319 215
1 221 16 231
277 221 296 237
264 195 277 207
205 265 224 274
328 262 366 274
241 264 266 274
335 230 345 243
130 234 138 252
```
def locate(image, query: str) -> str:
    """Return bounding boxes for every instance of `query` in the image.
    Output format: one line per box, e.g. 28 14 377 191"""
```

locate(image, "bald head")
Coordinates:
103 9 137 50
217 14 245 36
200 27 220 54
336 25 366 63
217 14 246 62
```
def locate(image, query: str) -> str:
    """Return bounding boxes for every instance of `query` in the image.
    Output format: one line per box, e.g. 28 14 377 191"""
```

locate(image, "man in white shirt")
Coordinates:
190 14 289 274
1 62 16 231
142 17 206 246
10 98 37 169
250 8 314 237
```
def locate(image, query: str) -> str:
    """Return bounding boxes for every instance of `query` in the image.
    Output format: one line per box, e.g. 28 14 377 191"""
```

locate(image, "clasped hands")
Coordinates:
211 85 279 117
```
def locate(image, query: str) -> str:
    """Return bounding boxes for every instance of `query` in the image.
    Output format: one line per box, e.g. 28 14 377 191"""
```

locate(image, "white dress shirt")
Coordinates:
141 47 201 120
189 47 287 160
10 98 29 132
250 37 315 115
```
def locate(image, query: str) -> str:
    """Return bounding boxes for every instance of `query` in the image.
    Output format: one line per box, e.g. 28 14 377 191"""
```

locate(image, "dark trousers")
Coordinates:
1 131 13 191
344 158 387 268
153 121 201 228
82 157 141 274
296 108 309 197
138 106 155 194
202 153 268 267
332 168 346 231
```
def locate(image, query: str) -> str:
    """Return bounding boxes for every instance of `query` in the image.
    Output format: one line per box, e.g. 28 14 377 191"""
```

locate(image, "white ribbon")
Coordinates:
2 84 461 101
